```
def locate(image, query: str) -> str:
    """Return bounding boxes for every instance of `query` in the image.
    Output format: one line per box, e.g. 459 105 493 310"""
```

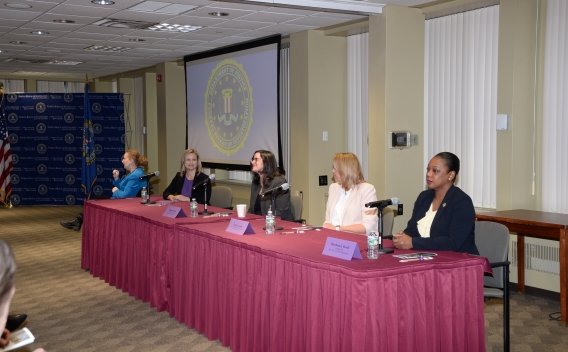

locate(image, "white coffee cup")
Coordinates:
236 204 247 218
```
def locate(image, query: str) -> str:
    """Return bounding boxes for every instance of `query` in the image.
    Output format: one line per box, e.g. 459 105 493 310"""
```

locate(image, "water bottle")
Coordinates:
265 207 275 235
141 187 149 203
367 231 379 259
190 198 198 217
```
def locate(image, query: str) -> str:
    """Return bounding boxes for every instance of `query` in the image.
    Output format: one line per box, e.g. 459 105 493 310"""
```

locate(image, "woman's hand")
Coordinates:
112 169 120 180
112 187 118 193
171 195 190 202
393 231 413 250
323 223 336 230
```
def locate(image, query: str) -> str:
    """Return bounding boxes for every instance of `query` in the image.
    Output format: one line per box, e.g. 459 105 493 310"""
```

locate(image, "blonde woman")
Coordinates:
323 153 378 235
163 149 211 204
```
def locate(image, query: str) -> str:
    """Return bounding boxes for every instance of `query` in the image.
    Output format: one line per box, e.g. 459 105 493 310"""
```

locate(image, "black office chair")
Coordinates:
475 221 511 352
290 195 305 224
210 186 233 210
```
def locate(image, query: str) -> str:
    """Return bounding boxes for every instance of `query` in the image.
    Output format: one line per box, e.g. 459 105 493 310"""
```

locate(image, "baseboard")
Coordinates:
509 283 560 301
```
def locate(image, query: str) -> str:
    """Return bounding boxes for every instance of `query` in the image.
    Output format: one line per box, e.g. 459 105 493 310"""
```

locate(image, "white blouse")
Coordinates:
417 203 437 238
331 187 352 226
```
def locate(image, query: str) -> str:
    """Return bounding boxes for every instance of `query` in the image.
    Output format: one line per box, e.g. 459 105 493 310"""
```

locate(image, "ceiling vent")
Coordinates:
91 18 159 30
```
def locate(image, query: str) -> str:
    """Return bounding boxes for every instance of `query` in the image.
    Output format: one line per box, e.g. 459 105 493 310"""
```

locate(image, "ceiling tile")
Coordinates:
34 13 102 25
0 9 43 21
164 15 227 27
108 10 177 23
63 0 146 10
236 11 303 23
184 6 255 20
47 4 121 18
259 23 318 34
212 20 274 30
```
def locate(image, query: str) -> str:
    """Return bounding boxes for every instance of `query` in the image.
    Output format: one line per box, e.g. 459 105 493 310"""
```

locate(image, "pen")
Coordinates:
399 258 421 262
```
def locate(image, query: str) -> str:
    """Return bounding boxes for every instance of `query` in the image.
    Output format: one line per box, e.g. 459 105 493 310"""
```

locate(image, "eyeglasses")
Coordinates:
251 157 261 162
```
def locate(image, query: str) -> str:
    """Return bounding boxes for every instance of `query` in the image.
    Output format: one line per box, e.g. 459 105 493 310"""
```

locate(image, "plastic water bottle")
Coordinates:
367 231 379 259
190 198 198 217
141 187 149 203
265 207 275 235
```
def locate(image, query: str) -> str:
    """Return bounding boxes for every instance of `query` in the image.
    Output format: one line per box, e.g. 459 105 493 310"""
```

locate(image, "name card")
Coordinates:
322 237 362 260
162 206 187 218
226 219 256 235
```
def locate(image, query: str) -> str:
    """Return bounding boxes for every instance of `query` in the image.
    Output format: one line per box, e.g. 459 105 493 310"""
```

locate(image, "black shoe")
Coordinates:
60 213 83 231
5 314 27 332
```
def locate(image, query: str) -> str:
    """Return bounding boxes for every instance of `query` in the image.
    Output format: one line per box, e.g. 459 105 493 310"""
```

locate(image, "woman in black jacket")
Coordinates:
163 149 211 205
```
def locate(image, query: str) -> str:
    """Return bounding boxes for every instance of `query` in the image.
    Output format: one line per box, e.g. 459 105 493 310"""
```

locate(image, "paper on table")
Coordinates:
1 328 35 351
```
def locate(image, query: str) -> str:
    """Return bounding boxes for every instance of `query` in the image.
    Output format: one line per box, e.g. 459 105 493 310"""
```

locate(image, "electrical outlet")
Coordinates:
319 175 328 186
398 204 403 215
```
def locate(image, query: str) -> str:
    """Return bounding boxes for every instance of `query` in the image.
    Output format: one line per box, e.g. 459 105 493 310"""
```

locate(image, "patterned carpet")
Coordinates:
2 205 568 351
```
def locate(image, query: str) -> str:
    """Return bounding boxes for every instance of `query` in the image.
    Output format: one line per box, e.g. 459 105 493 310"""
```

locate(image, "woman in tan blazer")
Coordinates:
323 153 378 235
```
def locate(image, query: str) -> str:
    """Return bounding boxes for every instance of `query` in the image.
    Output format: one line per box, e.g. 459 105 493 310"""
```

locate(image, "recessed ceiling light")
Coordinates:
128 38 146 42
45 60 82 66
0 50 6 53
91 0 115 5
208 12 229 17
53 19 75 23
84 45 131 52
147 23 202 33
5 3 32 9
45 49 62 53
31 31 49 35
9 41 27 45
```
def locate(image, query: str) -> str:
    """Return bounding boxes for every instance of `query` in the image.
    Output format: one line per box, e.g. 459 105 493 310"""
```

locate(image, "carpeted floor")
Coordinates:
2 205 568 351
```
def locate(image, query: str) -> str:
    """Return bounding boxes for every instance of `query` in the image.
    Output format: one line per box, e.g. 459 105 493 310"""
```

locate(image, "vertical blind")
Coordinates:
347 33 369 179
542 0 568 213
0 79 25 93
424 6 499 208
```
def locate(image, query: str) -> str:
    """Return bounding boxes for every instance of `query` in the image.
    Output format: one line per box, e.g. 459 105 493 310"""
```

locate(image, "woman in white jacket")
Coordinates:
323 152 378 235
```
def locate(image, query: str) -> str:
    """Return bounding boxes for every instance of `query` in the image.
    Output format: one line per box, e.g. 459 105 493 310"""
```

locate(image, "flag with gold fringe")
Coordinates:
81 76 97 200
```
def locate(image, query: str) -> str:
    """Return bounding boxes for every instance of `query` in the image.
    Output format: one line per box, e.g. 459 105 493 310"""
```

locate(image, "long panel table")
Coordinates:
82 197 490 352
476 209 568 324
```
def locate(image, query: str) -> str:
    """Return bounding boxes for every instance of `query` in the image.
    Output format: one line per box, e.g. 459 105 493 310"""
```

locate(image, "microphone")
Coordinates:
139 171 160 181
365 197 399 209
261 183 290 197
192 173 215 190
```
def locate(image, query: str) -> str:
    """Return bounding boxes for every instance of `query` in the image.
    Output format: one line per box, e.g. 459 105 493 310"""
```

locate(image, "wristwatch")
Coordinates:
335 225 340 231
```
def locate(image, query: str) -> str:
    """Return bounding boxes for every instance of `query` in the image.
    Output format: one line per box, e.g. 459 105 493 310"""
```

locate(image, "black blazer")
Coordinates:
248 175 293 221
162 171 211 205
404 185 479 255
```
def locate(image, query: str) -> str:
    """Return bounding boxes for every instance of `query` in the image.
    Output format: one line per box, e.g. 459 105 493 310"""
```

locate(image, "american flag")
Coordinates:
0 95 13 206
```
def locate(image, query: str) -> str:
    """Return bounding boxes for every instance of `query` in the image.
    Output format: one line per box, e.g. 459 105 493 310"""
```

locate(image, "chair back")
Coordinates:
210 186 233 209
381 207 395 236
290 195 303 221
475 221 510 289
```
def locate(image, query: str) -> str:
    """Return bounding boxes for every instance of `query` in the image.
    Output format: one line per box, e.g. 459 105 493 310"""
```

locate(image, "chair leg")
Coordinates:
503 264 510 352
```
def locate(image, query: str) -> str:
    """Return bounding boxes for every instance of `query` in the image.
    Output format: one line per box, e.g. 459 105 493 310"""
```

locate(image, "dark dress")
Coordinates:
163 171 211 205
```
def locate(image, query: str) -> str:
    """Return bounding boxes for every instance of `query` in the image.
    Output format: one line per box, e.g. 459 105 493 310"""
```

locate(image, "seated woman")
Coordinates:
61 149 149 230
392 152 479 255
323 152 378 235
111 150 148 198
163 149 211 204
248 150 293 221
0 239 45 352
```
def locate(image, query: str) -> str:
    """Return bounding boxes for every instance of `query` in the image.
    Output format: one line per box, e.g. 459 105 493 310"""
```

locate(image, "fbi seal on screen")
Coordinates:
204 59 253 156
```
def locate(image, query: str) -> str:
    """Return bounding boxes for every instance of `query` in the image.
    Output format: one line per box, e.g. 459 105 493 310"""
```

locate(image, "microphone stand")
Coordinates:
270 194 283 231
198 182 214 215
376 207 393 254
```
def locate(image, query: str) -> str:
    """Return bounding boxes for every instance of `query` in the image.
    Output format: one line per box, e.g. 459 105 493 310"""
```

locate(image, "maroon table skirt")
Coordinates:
82 198 488 352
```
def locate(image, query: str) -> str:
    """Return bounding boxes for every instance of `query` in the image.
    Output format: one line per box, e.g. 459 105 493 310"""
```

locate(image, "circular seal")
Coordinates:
64 113 74 123
11 154 19 164
93 185 104 195
65 174 75 185
36 102 46 113
38 184 48 195
8 134 18 144
65 133 75 144
94 144 102 155
7 113 18 124
64 93 73 103
65 154 75 164
96 165 104 175
36 123 47 134
37 144 47 154
10 194 20 205
10 174 20 185
92 102 102 114
37 164 47 174
65 195 76 205
7 94 17 103
120 134 126 144
93 123 102 134
204 59 253 156
120 113 125 123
